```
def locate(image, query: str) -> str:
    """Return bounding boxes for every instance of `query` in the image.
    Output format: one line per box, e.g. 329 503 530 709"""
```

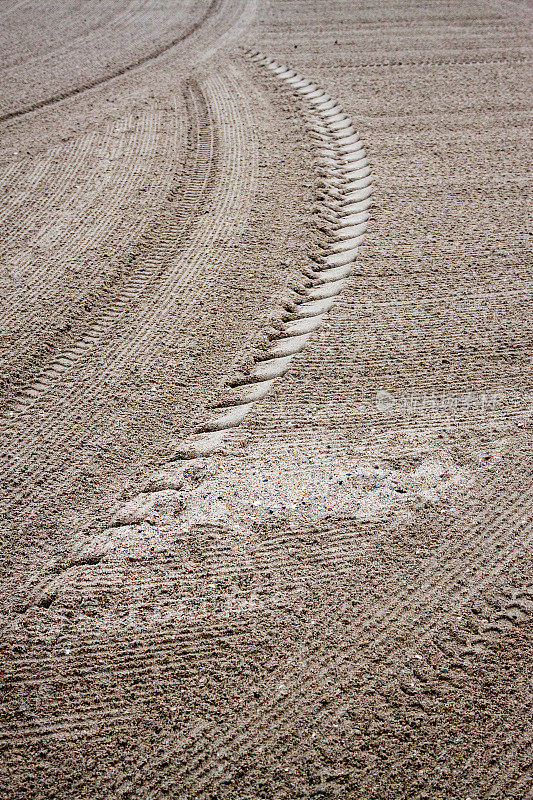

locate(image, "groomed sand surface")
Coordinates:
0 1 531 798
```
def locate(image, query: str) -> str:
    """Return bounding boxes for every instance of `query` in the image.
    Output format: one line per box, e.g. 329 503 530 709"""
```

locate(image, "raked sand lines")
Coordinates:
3 104 186 414
145 472 532 794
48 50 375 608
1 104 186 405
0 0 220 122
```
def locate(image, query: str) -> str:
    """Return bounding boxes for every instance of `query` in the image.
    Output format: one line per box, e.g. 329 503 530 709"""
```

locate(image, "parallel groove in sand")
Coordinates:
2 94 199 415
47 451 527 793
7 471 530 685
2 15 529 794
0 79 216 514
146 470 532 793
90 54 529 795
4 488 529 763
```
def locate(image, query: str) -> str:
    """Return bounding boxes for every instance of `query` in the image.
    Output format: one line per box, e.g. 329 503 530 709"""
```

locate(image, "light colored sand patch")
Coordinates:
64 450 471 581
175 453 471 529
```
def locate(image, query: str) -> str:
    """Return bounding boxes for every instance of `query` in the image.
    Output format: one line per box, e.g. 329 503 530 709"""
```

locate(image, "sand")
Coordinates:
0 0 531 798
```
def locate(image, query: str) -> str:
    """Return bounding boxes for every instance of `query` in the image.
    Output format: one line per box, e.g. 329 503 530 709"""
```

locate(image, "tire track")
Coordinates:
2 44 529 798
156 50 374 460
54 54 528 781
0 108 182 359
1 114 162 372
2 94 197 415
57 52 530 788
13 50 373 621
9 63 250 418
2 64 260 620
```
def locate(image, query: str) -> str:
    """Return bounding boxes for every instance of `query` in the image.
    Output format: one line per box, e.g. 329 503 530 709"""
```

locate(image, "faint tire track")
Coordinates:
2 97 191 414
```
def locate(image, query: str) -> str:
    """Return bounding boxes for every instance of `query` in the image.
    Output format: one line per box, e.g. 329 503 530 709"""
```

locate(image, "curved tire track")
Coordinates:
93 54 532 794
3 63 260 621
167 50 373 460
2 45 529 799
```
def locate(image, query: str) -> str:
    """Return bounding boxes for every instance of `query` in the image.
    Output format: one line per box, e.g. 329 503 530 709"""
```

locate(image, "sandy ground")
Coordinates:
0 1 531 798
